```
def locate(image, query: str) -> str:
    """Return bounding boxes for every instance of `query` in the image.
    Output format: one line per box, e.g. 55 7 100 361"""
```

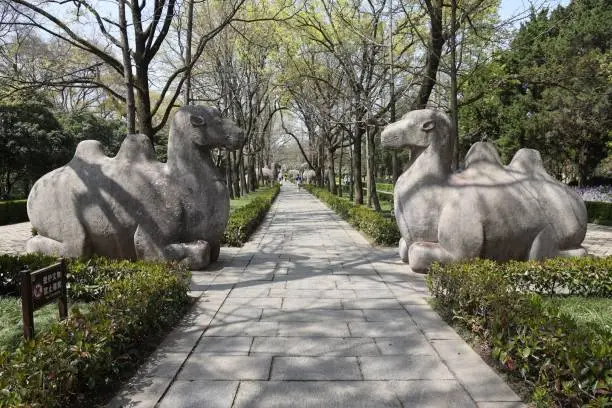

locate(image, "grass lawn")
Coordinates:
0 297 90 352
332 192 394 214
542 296 612 334
229 186 276 213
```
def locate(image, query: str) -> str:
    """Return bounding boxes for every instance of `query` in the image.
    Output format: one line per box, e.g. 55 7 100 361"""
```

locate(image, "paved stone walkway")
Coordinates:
1 190 610 408
107 184 525 408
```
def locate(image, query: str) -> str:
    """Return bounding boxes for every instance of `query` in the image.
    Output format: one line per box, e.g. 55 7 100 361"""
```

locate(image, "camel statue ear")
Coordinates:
422 121 435 131
190 114 206 127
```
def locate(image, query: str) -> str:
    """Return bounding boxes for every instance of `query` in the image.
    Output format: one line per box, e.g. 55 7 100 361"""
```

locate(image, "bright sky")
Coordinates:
499 0 571 22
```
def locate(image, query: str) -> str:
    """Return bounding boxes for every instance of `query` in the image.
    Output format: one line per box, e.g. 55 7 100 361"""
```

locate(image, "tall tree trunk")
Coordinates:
449 0 459 170
338 135 344 197
248 153 257 191
389 0 399 184
135 70 154 142
225 149 234 199
349 143 354 202
367 126 381 211
353 127 363 205
327 147 337 194
318 142 325 187
118 0 136 134
232 150 240 198
239 147 247 195
183 0 194 105
411 0 444 110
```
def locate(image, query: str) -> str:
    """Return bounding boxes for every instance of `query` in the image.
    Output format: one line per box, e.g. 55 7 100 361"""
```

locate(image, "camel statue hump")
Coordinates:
74 140 106 162
464 141 503 168
114 133 157 163
507 148 547 174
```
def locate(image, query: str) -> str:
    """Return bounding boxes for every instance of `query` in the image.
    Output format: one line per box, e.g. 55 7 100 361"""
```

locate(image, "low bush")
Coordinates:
0 255 191 407
585 200 612 226
376 183 393 192
502 256 612 297
427 258 612 407
306 185 400 246
1 253 57 296
0 200 28 226
223 184 280 246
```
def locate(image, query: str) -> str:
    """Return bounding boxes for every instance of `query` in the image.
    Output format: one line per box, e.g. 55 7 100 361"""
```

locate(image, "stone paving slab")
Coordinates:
390 380 476 408
158 381 239 408
233 381 401 408
10 185 606 407
178 355 272 380
250 336 380 356
270 356 362 380
359 355 455 380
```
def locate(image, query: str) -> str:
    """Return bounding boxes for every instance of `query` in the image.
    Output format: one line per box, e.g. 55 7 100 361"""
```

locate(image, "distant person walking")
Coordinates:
296 174 302 190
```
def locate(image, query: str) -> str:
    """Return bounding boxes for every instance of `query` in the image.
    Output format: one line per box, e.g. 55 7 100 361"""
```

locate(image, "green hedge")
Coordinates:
305 185 400 246
427 258 612 407
503 256 612 297
0 255 191 407
1 254 58 296
0 200 28 226
585 201 612 226
223 184 280 247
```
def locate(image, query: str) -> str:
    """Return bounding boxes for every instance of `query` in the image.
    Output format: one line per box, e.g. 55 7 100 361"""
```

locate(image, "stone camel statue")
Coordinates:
381 109 588 272
26 106 244 269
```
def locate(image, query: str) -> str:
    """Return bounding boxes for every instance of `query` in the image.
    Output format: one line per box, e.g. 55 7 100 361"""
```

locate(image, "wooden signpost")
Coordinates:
20 259 68 340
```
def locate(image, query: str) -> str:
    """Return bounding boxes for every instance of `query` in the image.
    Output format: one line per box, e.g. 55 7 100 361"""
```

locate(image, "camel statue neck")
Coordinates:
408 140 453 181
166 123 214 174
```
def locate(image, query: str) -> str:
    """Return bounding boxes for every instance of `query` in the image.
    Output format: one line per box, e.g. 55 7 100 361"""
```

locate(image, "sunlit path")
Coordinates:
108 183 524 408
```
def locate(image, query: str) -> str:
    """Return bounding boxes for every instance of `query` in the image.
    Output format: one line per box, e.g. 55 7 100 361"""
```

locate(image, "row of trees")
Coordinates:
0 0 609 202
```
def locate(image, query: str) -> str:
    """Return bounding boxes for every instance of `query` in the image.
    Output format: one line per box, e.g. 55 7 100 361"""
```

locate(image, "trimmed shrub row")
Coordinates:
222 184 280 247
427 257 612 407
585 200 612 226
3 195 610 228
305 185 400 246
339 185 393 202
502 256 612 297
0 200 28 226
0 255 191 407
1 253 58 296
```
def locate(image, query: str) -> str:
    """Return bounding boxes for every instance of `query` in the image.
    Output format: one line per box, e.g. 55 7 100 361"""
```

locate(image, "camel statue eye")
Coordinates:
190 115 206 127
422 121 435 131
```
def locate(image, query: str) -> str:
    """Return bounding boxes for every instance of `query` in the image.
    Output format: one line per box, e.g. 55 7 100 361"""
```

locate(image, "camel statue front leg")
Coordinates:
26 224 91 258
134 225 211 269
399 237 410 263
209 242 221 262
164 241 211 270
408 241 454 273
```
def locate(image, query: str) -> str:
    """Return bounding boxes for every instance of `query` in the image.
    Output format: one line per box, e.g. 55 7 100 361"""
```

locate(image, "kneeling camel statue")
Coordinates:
27 106 244 269
381 109 587 272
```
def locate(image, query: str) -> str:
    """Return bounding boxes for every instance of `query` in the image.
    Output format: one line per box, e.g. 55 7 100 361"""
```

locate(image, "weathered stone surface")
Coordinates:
158 380 238 408
108 376 172 408
234 381 400 408
391 380 476 408
271 357 362 380
251 337 380 356
381 109 588 271
178 355 272 380
359 356 454 380
26 106 243 269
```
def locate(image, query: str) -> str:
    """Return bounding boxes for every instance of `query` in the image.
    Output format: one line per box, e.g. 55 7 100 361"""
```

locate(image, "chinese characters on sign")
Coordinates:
20 259 68 339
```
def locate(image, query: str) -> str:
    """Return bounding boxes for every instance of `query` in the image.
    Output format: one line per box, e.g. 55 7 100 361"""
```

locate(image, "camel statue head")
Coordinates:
381 109 453 164
170 106 244 151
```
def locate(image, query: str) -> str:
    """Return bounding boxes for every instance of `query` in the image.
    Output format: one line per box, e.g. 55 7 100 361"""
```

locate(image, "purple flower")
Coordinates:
574 185 612 203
